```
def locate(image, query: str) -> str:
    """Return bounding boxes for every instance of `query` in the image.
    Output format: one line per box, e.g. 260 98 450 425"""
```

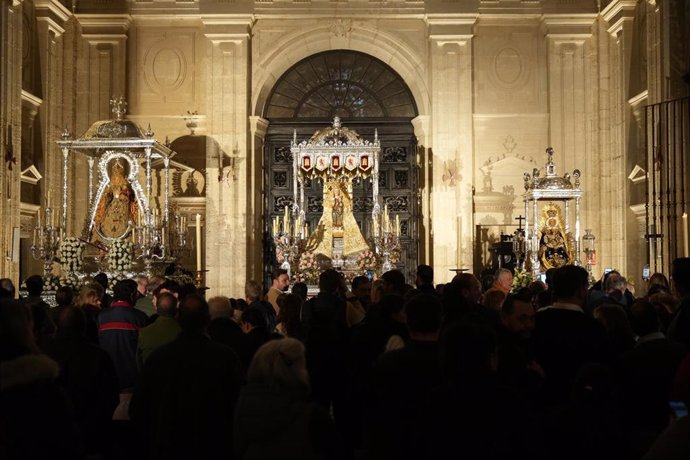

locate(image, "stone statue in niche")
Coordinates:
93 158 138 240
332 189 344 228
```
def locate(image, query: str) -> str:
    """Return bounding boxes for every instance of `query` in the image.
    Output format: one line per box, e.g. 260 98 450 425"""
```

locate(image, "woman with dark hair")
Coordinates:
234 338 343 460
276 293 306 342
0 300 83 459
594 304 636 357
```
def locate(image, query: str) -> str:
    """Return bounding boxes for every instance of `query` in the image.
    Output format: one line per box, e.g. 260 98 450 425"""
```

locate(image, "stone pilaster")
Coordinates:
412 114 431 265
429 16 477 282
248 116 269 282
202 17 252 297
0 0 24 285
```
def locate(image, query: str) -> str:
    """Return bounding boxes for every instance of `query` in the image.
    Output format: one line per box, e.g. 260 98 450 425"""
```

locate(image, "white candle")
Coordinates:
683 212 688 257
37 210 41 229
196 213 202 271
395 215 400 237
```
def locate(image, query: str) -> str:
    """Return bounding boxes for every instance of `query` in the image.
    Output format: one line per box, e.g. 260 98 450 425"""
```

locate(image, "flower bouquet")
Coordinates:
42 275 60 292
108 240 133 272
58 237 84 273
295 251 320 284
357 250 379 274
59 274 81 291
511 268 533 293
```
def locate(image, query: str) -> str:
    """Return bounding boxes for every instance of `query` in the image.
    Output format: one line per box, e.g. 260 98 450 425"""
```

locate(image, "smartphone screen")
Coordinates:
642 264 651 280
670 401 689 419
604 268 613 275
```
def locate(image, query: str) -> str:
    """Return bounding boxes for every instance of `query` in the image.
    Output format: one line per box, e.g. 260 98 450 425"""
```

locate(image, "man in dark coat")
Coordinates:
668 257 690 347
533 265 609 407
130 294 242 460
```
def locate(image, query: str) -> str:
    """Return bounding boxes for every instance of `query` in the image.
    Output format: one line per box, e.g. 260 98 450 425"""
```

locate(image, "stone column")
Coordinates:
0 0 24 284
429 16 477 282
248 116 269 282
202 17 252 297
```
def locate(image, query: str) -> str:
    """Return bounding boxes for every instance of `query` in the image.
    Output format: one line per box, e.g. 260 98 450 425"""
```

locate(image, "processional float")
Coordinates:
30 97 190 297
271 117 401 283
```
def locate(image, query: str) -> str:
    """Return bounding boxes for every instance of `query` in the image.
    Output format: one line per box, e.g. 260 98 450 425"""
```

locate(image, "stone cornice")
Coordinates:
202 14 254 39
541 14 597 38
34 0 72 36
426 13 478 38
75 14 132 37
601 0 636 36
248 116 269 138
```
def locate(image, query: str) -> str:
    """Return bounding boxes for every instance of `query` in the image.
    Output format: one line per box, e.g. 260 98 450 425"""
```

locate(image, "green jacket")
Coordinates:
137 316 181 369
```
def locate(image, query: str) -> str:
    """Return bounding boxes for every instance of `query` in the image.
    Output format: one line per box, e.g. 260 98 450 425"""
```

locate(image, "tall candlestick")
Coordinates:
683 213 688 258
196 213 202 271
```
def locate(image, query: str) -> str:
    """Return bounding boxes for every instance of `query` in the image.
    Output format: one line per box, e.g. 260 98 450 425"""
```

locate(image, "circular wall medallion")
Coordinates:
494 48 522 85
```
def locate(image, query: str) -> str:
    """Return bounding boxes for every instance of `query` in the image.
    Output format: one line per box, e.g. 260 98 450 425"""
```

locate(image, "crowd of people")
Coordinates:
1 260 690 460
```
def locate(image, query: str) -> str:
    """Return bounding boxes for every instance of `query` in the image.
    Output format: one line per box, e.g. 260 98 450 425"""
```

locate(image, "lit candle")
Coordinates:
395 215 400 237
683 212 688 257
283 207 289 235
196 213 202 271
304 222 309 238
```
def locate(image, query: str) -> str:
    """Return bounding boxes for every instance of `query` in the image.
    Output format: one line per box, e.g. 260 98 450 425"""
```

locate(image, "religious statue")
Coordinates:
93 158 139 240
538 203 570 269
332 190 344 228
308 179 369 258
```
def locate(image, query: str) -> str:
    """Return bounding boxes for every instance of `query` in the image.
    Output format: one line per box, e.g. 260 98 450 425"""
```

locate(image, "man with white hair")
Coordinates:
493 268 514 295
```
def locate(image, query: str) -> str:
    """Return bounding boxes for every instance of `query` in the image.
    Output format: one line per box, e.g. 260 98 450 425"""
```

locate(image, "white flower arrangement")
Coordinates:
42 275 60 292
59 274 81 291
511 268 533 293
108 240 133 272
58 237 84 273
108 272 129 291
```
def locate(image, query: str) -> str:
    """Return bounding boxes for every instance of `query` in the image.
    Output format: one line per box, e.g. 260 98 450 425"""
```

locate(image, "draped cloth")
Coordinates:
309 179 370 258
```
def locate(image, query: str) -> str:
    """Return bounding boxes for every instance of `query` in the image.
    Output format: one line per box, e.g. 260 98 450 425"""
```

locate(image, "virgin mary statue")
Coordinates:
93 158 139 240
308 179 369 258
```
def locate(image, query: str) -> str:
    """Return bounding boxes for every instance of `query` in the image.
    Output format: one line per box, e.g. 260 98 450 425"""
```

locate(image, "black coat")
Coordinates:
130 332 242 460
234 383 343 460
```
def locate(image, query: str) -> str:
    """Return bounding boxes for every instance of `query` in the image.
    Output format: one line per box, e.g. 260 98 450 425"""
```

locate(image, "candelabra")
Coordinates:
512 228 527 271
371 204 401 273
167 211 190 260
270 206 310 275
134 210 165 276
30 207 62 278
582 229 597 285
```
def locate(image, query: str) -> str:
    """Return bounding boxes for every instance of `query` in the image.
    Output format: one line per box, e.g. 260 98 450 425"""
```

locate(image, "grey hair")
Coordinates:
495 268 513 280
247 338 309 390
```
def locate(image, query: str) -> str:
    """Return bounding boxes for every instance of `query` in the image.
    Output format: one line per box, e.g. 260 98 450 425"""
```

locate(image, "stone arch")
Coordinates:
252 25 430 119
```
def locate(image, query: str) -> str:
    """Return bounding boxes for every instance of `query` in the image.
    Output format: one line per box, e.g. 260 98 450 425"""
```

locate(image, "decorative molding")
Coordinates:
628 165 647 184
20 165 43 185
75 14 132 38
601 0 637 36
33 0 72 36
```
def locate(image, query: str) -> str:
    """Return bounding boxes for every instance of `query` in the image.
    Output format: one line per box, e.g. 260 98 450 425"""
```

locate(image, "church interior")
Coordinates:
1 0 689 295
2 1 690 459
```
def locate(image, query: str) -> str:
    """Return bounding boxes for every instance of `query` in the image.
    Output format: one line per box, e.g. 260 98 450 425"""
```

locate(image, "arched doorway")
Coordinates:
263 50 420 281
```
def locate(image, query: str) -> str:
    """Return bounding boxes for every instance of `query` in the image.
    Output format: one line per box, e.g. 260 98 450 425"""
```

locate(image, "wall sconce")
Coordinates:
219 144 242 183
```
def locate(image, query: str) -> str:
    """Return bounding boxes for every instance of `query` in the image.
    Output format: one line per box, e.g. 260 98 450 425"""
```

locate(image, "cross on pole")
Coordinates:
515 214 525 230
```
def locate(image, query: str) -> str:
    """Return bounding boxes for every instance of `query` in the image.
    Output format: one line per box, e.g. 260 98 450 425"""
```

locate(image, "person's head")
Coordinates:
442 321 497 379
134 275 149 296
671 258 690 296
241 308 267 333
381 270 406 296
544 268 558 290
93 272 108 291
378 294 406 322
156 292 178 317
208 296 233 320
494 268 513 293
318 269 341 294
247 338 309 390
404 294 442 339
648 272 670 292
113 279 138 305
55 286 74 308
452 273 482 306
552 265 589 305
271 269 290 292
153 280 180 307
415 264 434 287
25 275 44 296
482 288 506 312
77 284 102 308
0 278 15 299
501 292 536 338
629 299 661 337
371 279 385 305
245 280 263 303
0 300 38 361
147 276 166 295
593 303 635 351
177 294 209 334
604 273 626 295
351 276 371 302
291 282 308 303
55 306 87 338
